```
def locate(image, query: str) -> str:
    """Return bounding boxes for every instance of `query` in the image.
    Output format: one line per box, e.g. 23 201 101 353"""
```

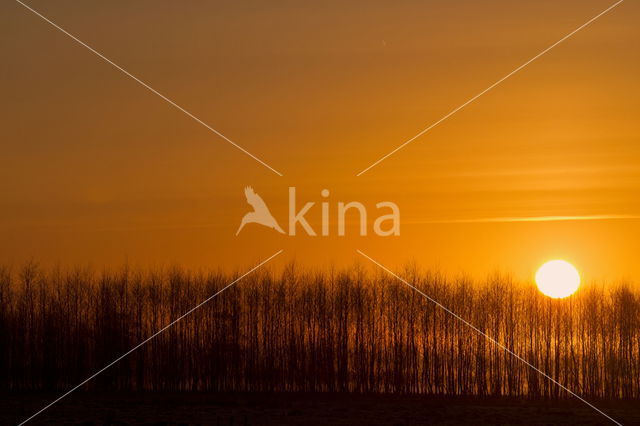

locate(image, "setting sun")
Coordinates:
535 260 581 298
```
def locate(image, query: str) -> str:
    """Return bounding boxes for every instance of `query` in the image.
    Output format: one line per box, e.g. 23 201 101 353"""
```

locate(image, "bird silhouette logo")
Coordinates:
236 186 285 235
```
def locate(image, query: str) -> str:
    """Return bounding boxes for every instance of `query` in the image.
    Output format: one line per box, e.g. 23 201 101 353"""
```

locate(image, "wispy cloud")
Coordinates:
416 214 640 224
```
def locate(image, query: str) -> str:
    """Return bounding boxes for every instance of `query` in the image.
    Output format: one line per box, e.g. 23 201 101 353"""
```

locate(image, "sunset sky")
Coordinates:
1 0 639 281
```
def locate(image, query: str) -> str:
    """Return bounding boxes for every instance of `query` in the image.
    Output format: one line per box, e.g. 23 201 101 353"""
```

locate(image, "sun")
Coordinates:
535 260 580 298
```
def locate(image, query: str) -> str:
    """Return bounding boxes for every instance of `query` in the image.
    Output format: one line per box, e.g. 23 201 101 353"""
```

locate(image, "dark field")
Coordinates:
4 392 640 425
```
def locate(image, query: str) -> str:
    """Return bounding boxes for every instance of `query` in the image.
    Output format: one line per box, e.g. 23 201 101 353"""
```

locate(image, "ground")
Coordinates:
3 392 638 425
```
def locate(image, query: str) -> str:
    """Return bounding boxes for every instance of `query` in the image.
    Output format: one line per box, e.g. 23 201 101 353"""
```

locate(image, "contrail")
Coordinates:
415 214 640 224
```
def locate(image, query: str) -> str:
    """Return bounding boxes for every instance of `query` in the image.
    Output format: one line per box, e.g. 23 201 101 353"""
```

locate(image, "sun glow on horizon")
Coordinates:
535 260 580 298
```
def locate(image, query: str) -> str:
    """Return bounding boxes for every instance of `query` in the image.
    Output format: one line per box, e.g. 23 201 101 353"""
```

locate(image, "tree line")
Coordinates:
0 262 638 398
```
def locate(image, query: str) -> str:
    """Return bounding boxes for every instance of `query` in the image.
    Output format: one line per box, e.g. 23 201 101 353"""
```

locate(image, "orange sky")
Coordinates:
1 0 639 281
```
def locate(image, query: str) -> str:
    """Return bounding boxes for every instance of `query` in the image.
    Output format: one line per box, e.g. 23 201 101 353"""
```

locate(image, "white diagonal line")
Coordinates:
356 0 624 176
356 249 622 426
18 249 284 425
14 0 283 177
